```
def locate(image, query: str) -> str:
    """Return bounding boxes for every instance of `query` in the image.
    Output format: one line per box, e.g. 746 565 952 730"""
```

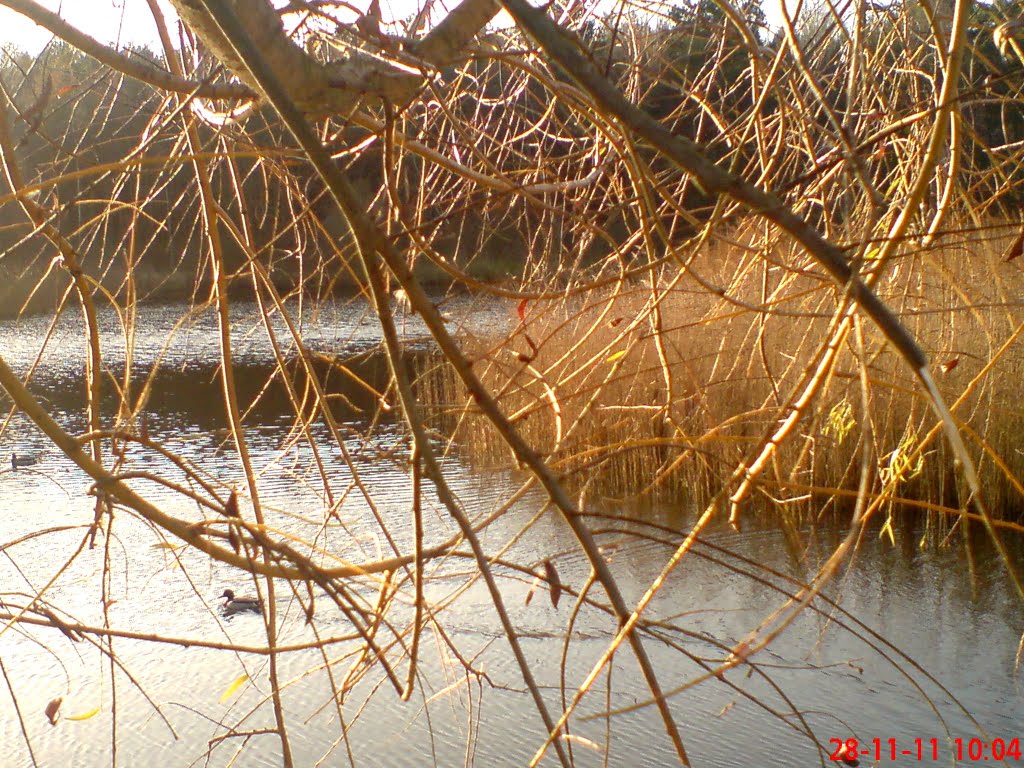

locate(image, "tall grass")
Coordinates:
418 220 1024 528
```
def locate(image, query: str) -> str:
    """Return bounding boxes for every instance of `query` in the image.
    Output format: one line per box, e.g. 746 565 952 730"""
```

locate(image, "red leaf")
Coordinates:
517 299 528 323
939 358 959 374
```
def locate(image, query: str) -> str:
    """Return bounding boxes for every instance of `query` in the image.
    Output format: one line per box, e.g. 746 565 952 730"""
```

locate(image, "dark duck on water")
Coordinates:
11 452 39 470
220 589 262 614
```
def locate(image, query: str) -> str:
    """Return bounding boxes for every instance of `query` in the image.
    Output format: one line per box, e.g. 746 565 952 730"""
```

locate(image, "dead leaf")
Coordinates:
939 358 959 374
524 573 542 606
45 697 62 726
542 559 561 609
224 490 240 518
517 298 528 323
608 317 623 328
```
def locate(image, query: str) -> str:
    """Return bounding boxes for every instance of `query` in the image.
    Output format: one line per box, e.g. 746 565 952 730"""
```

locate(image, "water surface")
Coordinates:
0 300 1020 767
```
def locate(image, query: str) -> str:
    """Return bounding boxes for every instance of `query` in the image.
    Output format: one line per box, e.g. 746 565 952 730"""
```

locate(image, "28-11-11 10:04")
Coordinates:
830 737 1022 762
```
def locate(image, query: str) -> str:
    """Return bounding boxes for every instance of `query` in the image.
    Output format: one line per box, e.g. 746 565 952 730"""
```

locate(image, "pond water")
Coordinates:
0 299 1021 767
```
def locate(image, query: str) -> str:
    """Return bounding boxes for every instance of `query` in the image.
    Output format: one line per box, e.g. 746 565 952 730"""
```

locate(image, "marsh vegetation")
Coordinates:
0 0 1023 765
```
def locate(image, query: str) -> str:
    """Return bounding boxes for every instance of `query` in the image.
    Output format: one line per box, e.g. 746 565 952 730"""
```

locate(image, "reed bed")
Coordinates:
417 220 1024 529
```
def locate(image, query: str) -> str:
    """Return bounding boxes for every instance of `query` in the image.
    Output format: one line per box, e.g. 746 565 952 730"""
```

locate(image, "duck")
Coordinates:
220 589 262 614
11 452 39 470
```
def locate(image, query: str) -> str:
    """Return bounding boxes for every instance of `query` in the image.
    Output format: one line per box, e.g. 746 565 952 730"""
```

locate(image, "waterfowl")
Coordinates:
220 589 262 614
11 452 39 470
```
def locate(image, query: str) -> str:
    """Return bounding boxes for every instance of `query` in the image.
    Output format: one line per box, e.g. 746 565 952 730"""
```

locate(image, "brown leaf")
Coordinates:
524 573 542 606
543 559 561 609
224 490 240 518
517 298 528 323
939 358 959 374
608 317 623 328
45 697 62 726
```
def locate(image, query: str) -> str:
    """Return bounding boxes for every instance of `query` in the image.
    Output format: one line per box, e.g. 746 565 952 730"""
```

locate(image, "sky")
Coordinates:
0 0 791 56
0 0 179 53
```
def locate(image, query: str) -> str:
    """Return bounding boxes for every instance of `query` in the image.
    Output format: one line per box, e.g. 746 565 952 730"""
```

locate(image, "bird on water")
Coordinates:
11 452 39 470
220 589 262 614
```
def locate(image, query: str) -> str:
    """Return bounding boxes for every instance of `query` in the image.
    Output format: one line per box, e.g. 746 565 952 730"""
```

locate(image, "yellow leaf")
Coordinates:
605 350 626 363
865 247 880 260
67 706 100 721
150 542 181 550
220 673 249 703
878 515 895 546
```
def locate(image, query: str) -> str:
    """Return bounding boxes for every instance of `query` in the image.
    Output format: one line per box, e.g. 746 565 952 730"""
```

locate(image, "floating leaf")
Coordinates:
606 350 626 363
219 673 249 703
67 706 100 721
716 701 735 717
44 697 62 726
150 542 181 551
542 559 562 609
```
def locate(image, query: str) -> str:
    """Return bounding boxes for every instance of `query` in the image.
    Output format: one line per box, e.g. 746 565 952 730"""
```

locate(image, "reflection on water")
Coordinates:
0 300 1021 767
